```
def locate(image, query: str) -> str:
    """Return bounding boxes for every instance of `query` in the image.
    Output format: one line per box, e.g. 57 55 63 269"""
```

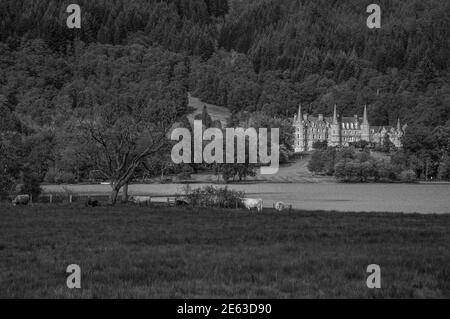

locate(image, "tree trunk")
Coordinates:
121 183 129 203
111 187 120 205
110 162 140 205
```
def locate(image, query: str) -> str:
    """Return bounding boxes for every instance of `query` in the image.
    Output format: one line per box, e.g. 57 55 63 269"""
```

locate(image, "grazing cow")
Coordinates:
130 196 151 205
274 202 287 212
242 198 263 213
175 198 190 206
86 198 100 207
12 195 30 206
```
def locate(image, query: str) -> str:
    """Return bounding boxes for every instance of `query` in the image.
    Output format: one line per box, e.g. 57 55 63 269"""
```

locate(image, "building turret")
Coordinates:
294 104 306 152
388 118 404 148
361 105 370 142
333 104 338 124
329 104 341 147
298 104 302 122
362 105 369 125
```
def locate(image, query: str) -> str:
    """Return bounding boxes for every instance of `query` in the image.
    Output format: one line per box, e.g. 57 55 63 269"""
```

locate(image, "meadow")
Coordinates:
0 204 449 298
43 182 450 214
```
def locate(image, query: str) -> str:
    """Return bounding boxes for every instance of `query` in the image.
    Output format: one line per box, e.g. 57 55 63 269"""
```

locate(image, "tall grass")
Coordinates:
0 204 449 298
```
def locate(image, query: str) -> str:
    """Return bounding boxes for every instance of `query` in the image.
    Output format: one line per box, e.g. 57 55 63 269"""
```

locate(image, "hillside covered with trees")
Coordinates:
0 0 449 200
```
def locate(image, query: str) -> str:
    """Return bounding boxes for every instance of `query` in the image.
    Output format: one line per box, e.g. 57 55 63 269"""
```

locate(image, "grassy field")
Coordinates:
0 204 449 298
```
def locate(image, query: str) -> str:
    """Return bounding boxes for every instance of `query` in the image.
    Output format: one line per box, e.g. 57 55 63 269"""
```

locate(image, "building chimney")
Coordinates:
318 114 324 121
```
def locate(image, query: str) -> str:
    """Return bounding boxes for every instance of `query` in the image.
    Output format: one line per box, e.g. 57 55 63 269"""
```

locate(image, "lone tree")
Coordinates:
62 44 186 204
70 111 174 204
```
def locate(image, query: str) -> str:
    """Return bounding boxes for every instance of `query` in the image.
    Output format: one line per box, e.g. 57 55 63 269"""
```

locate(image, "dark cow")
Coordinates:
12 195 30 206
176 199 190 206
85 198 100 207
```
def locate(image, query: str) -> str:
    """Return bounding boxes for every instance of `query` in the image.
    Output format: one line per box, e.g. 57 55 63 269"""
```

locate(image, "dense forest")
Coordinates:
0 0 449 199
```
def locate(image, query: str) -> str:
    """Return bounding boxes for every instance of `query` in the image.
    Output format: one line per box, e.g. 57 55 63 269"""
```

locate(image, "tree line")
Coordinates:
0 0 449 202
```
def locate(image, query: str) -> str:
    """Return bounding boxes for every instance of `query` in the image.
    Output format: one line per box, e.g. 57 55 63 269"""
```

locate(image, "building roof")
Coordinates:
370 126 395 133
340 116 362 125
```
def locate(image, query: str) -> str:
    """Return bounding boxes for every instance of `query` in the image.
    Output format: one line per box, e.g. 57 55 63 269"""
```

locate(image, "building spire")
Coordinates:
298 103 302 121
397 118 401 131
363 105 369 125
333 104 338 124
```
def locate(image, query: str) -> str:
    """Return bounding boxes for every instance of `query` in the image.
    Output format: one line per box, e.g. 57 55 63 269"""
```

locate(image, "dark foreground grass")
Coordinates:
0 204 449 298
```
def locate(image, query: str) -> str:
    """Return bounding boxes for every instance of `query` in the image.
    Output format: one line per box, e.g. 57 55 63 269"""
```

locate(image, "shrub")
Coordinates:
44 168 57 183
308 151 325 174
177 172 191 180
0 175 14 200
308 148 337 175
55 172 76 184
89 170 105 182
399 170 417 183
20 173 42 199
349 140 369 149
335 158 398 182
334 160 347 181
312 140 328 150
179 185 244 208
437 158 450 181
335 160 365 182
376 160 397 181
177 165 193 180
279 144 292 164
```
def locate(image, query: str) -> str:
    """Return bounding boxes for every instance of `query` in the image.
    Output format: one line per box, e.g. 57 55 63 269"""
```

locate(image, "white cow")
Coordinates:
130 196 151 205
12 194 31 206
242 198 263 213
274 202 287 212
